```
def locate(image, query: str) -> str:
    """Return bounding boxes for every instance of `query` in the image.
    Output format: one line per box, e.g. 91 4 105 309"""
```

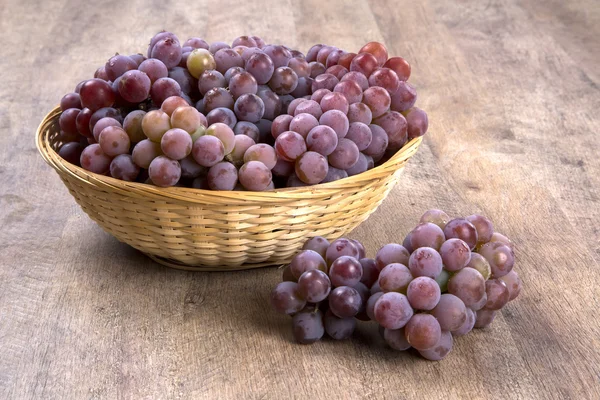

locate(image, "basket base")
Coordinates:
145 253 286 272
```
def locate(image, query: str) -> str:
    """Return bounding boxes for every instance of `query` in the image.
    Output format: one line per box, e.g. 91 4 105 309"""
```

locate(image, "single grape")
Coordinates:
345 103 371 126
229 71 258 99
443 219 478 250
420 209 450 229
308 62 326 79
245 53 275 85
183 37 209 49
333 80 363 105
375 243 410 271
289 113 319 138
263 45 292 68
405 313 443 351
58 142 83 165
160 128 192 160
466 214 494 244
316 46 337 65
359 42 388 66
268 67 298 95
341 71 369 91
60 93 81 111
239 160 272 191
294 100 323 119
148 156 181 187
270 281 306 315
363 124 388 159
168 66 197 96
59 108 80 138
485 279 510 310
306 44 324 63
311 88 331 103
80 143 111 174
447 267 486 307
297 269 331 303
373 111 407 151
329 286 362 318
365 292 384 321
192 135 225 167
213 48 244 74
320 92 349 114
147 31 180 57
170 106 202 134
338 52 357 70
274 131 307 162
378 263 413 293
122 110 148 143
351 240 366 259
287 98 306 115
324 310 356 340
325 238 359 265
197 70 226 96
474 309 496 329
407 277 441 311
205 122 235 154
499 270 522 301
383 327 411 351
465 253 492 281
373 292 413 329
440 238 471 271
371 281 382 295
234 93 265 123
384 57 411 81
325 65 348 80
311 73 339 92
345 122 373 151
186 49 216 78
346 153 369 176
431 294 467 331
410 222 445 251
105 54 137 81
287 56 310 78
294 151 328 184
141 109 171 143
94 66 109 80
369 66 401 94
132 139 161 169
205 161 237 190
321 166 348 183
329 256 363 287
328 138 360 170
79 79 115 111
109 154 140 181
391 81 417 112
234 121 260 142
290 249 327 279
118 70 151 103
302 237 330 259
404 107 429 140
92 117 121 142
478 242 514 278
408 247 443 279
150 77 181 106
228 134 256 166
362 86 391 118
292 309 324 344
350 52 379 77
418 330 453 361
243 144 277 169
98 126 130 157
319 110 349 140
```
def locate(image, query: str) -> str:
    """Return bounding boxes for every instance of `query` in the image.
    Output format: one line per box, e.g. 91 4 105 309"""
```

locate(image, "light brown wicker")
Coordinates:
37 106 422 271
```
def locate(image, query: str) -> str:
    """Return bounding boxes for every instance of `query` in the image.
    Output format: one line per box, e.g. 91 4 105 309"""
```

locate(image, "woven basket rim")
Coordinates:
37 106 422 203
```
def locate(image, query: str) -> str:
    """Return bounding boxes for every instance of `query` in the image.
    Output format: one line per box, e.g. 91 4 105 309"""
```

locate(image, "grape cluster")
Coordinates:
56 32 428 190
270 210 522 360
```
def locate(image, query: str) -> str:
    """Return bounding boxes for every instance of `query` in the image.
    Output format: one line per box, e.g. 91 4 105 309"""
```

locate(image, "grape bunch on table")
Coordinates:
271 210 522 361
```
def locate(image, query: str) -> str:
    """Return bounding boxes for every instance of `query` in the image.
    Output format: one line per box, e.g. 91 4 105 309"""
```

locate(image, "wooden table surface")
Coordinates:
1 0 599 398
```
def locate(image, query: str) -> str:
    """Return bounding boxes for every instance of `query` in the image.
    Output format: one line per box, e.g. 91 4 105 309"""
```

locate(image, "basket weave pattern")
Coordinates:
37 107 422 271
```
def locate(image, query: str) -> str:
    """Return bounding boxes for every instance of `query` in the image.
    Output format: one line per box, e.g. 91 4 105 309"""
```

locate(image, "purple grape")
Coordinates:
474 309 496 328
373 292 413 329
311 73 339 92
329 256 363 287
60 93 81 111
363 124 388 159
439 238 471 271
404 107 429 140
359 258 379 288
333 80 363 104
151 38 182 69
298 269 331 303
408 247 443 278
270 281 306 315
295 151 329 184
431 294 467 331
404 313 442 351
292 309 324 344
207 161 238 190
410 222 446 251
328 286 362 318
302 237 330 259
447 267 486 308
499 270 522 301
110 154 140 181
320 92 349 114
418 330 453 361
289 113 319 138
466 214 495 244
325 238 359 265
328 138 360 170
452 308 476 337
485 279 510 310
383 327 411 351
105 55 137 81
378 263 413 293
391 81 417 112
420 209 450 229
294 99 322 119
148 156 181 187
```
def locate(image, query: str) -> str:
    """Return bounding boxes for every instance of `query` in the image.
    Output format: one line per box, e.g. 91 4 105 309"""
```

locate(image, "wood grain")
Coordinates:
1 0 599 398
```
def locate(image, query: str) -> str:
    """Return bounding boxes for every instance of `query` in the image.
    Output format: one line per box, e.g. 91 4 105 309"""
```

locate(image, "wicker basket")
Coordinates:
37 106 422 271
